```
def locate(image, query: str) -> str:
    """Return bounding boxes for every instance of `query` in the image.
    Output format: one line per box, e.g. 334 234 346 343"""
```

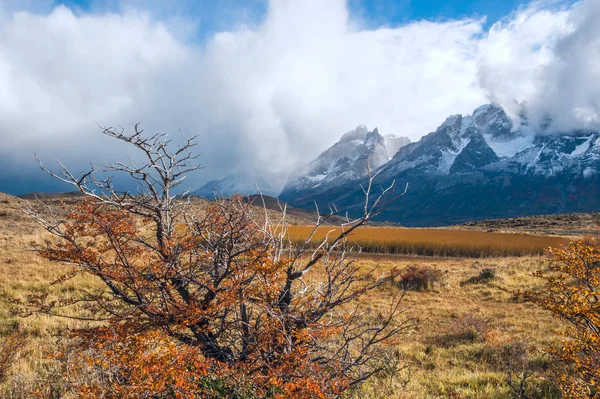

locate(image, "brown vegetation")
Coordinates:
456 213 600 237
527 237 600 398
14 125 414 398
0 225 567 398
287 225 569 258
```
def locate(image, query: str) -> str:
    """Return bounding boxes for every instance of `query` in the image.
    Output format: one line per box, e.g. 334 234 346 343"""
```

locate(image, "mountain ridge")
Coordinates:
280 104 600 226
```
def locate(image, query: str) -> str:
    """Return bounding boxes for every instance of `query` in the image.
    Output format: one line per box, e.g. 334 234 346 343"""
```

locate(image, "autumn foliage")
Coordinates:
528 238 600 398
0 331 24 383
24 126 412 398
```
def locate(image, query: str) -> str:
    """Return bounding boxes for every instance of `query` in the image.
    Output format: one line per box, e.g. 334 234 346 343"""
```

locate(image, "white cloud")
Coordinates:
478 0 600 132
0 0 598 194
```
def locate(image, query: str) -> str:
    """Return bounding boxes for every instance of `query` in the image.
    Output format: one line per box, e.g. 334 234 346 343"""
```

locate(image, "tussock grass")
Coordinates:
287 226 569 257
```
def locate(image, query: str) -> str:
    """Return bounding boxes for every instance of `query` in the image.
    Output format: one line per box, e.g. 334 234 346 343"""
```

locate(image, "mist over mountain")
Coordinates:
197 173 282 198
279 126 405 202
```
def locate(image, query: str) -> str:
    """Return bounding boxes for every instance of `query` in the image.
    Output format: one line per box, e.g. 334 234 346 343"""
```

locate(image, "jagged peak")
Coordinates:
339 125 368 143
472 103 503 117
439 114 462 130
365 127 384 147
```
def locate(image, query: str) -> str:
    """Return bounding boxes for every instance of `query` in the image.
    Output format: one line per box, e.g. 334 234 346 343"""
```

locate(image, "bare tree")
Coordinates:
22 125 414 398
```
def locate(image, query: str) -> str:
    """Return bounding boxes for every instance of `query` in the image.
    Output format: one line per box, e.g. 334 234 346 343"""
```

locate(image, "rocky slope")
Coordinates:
279 126 408 202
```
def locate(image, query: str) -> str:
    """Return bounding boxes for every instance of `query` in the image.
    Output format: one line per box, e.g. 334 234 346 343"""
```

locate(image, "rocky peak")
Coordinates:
279 125 391 201
339 125 368 143
365 127 385 149
473 103 515 140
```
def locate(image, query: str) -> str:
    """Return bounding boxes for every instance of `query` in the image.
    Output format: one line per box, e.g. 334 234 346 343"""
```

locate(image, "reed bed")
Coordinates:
287 226 569 258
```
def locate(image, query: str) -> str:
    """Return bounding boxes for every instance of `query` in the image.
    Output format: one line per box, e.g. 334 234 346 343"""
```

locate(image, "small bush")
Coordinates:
501 340 561 399
398 266 444 291
433 313 493 347
450 313 492 343
479 268 496 280
461 268 497 285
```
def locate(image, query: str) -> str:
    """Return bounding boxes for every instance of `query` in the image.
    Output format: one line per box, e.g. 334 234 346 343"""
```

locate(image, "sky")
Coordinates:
0 0 598 195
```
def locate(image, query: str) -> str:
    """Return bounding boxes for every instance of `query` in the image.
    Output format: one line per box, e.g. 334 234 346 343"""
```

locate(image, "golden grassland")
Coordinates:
0 195 567 398
0 236 564 397
287 225 569 258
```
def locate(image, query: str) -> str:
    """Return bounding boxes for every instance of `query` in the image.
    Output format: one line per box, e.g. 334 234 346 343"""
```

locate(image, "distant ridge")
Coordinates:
17 191 83 200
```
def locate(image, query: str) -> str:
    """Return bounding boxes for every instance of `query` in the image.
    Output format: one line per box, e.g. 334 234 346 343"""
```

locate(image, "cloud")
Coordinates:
478 0 600 132
0 0 598 195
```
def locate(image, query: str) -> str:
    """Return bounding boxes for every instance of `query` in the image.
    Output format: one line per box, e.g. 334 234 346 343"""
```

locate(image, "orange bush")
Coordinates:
528 238 600 398
23 126 413 398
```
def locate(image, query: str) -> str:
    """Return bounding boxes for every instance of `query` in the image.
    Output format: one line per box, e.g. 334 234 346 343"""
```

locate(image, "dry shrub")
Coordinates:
527 237 600 398
461 267 497 285
499 340 562 399
20 126 415 399
397 266 445 291
433 313 493 347
450 313 493 343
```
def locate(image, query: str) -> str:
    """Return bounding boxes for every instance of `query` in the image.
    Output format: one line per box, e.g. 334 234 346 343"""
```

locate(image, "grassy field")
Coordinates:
287 225 569 257
0 194 567 398
0 240 565 397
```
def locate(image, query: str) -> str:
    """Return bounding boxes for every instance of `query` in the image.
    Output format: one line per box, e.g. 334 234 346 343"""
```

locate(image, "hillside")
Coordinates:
454 212 600 236
0 192 328 233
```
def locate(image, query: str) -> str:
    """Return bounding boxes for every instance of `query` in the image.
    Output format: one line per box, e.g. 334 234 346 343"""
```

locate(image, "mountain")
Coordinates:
279 126 409 202
197 173 281 198
280 104 600 226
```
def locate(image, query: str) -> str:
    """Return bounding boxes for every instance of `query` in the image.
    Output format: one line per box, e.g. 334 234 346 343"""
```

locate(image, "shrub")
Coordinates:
22 125 414 399
527 238 600 398
432 313 493 347
461 267 497 285
449 313 492 344
398 265 444 290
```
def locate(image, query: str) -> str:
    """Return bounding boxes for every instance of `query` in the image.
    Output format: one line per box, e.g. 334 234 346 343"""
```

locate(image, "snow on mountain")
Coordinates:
279 103 600 226
379 104 600 180
279 125 394 201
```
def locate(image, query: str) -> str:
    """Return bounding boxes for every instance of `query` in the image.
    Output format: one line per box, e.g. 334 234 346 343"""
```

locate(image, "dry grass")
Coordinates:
351 255 564 399
288 225 569 257
454 212 600 236
0 197 567 398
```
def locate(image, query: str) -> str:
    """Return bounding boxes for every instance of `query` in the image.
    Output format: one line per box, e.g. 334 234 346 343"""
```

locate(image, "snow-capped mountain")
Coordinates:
377 104 599 179
279 126 408 202
281 104 600 226
197 173 282 198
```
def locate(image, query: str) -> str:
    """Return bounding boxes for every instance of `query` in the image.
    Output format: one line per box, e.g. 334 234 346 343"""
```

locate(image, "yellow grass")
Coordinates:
0 239 564 398
0 197 567 398
287 225 569 257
